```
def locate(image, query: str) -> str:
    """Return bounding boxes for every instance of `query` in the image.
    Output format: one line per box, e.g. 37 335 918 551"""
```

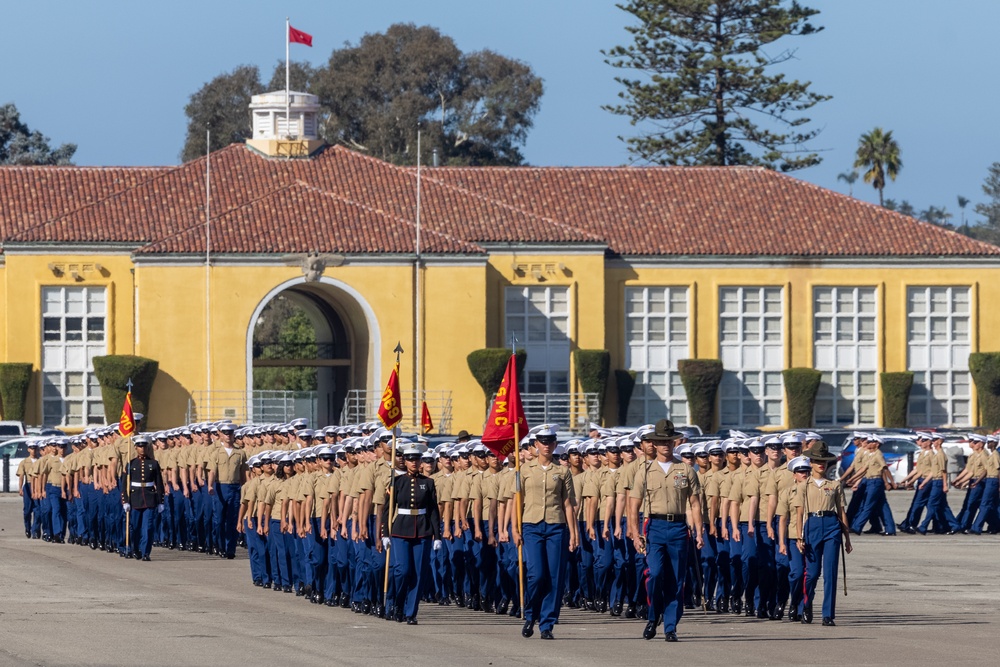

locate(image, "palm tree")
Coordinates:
854 128 902 206
957 195 970 234
837 170 859 196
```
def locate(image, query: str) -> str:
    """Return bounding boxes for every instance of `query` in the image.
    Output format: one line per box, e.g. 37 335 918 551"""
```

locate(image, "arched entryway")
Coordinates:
246 277 379 425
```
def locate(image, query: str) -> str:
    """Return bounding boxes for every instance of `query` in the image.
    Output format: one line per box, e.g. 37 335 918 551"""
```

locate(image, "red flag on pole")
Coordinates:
378 362 403 429
421 401 434 434
481 355 528 458
289 25 313 46
118 392 136 437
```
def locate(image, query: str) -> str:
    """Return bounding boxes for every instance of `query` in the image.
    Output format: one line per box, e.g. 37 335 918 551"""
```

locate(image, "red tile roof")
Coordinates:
0 166 167 241
2 144 997 257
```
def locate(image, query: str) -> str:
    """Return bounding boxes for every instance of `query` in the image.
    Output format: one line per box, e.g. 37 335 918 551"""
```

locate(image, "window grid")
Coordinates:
718 286 784 427
907 286 971 426
624 287 689 424
41 287 107 427
504 286 570 393
813 287 878 426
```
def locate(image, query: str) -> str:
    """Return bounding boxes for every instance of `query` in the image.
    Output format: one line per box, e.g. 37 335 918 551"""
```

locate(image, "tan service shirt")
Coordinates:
521 460 575 524
629 460 701 516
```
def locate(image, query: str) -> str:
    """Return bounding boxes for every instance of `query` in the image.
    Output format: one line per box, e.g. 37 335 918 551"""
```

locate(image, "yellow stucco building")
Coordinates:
1 92 998 434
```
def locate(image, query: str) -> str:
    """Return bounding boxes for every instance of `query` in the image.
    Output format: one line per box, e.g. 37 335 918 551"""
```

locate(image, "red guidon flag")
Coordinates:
289 25 313 47
421 401 434 434
118 391 137 437
378 363 403 429
481 355 529 458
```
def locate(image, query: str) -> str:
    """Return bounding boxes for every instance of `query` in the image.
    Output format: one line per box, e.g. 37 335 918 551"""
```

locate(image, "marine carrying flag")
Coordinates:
421 401 434 434
119 391 136 437
378 362 403 429
481 355 528 458
289 25 313 46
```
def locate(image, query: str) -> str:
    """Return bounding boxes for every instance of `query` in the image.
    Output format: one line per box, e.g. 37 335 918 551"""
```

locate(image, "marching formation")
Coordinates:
17 416 864 640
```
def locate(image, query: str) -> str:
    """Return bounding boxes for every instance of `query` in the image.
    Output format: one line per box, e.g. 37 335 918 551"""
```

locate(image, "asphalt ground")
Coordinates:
0 490 996 667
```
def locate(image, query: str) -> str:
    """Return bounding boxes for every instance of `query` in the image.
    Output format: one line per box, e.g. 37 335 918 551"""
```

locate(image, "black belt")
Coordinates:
809 511 836 518
649 513 687 523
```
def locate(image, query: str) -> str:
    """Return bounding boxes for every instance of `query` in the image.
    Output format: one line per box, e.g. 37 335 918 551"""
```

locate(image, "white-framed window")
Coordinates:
504 286 570 393
625 286 689 424
907 286 971 426
41 287 107 427
719 286 784 427
813 287 878 426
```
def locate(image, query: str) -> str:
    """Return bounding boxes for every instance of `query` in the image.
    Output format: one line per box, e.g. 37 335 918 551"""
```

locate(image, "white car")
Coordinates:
0 438 33 493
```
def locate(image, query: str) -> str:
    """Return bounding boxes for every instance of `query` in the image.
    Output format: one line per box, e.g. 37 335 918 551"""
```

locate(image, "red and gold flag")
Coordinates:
481 355 528 458
421 401 434 434
118 391 136 437
377 363 403 429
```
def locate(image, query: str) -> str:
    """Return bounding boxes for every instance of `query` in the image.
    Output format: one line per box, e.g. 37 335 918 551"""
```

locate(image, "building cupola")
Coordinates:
246 90 325 158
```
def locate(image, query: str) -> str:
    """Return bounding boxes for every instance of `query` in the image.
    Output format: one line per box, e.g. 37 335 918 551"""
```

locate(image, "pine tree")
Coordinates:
604 0 828 170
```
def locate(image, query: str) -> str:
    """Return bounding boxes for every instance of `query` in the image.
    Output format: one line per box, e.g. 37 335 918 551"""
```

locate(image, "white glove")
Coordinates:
381 537 391 550
157 504 166 514
433 539 443 551
123 503 131 512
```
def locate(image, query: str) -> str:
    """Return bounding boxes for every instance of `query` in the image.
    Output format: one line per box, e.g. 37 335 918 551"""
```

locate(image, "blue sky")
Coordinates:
3 1 998 223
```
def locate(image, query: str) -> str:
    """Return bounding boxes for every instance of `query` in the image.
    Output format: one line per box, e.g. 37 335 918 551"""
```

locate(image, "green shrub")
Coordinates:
678 360 724 431
614 370 636 425
92 355 159 428
969 353 1000 430
880 372 914 428
574 350 610 420
467 348 526 407
782 368 822 428
0 363 33 422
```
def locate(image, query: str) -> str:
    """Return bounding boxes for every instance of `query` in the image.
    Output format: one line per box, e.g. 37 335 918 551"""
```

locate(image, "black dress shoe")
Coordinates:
522 619 535 638
283 585 293 593
788 610 800 622
325 599 337 607
540 630 554 640
822 617 836 626
496 599 509 615
509 605 521 618
263 582 272 589
610 601 623 616
407 617 418 625
705 599 716 612
141 555 151 562
643 620 657 640
253 580 262 587
625 603 637 619
664 631 678 642
801 609 813 624
25 531 31 539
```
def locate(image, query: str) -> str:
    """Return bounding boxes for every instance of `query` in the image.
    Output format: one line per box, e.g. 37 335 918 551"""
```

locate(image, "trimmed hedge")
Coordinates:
881 372 914 428
574 349 610 421
0 363 33 421
970 353 1000 430
467 348 527 404
678 359 724 432
92 355 159 429
783 368 822 429
614 370 636 425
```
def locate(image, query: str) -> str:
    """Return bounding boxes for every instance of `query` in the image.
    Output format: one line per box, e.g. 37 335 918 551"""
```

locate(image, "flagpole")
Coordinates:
205 128 211 411
383 344 403 601
510 336 525 617
285 17 290 137
415 127 422 429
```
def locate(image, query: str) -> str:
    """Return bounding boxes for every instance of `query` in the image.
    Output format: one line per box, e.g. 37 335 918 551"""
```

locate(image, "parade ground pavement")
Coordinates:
0 492 996 666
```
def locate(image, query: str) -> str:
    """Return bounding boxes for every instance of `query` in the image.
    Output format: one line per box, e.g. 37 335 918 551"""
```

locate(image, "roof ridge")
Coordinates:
294 180 484 253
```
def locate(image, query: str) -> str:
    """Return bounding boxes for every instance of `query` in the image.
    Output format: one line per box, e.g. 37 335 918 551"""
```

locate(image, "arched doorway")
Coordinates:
251 288 349 424
247 278 379 426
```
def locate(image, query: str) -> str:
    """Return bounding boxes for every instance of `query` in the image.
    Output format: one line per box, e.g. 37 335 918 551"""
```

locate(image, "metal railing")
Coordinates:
489 392 600 430
340 390 453 434
186 390 318 425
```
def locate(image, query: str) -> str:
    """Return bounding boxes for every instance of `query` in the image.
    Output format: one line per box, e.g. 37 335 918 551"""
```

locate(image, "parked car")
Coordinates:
837 435 921 484
0 437 32 492
0 420 26 443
